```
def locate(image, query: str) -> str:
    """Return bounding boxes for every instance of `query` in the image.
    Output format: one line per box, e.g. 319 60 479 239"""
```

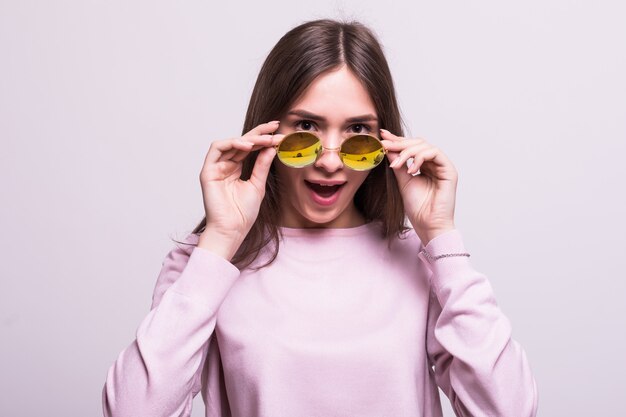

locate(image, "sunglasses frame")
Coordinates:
274 130 387 171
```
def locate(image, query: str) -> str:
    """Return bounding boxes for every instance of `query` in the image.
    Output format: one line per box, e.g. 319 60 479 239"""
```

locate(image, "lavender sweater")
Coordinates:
102 222 538 416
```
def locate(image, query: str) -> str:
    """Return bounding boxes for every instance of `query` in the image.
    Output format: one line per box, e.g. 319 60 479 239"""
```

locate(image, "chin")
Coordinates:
298 205 352 228
297 212 337 227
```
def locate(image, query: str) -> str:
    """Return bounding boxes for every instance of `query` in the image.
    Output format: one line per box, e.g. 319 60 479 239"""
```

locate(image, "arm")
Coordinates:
420 229 538 417
102 234 240 417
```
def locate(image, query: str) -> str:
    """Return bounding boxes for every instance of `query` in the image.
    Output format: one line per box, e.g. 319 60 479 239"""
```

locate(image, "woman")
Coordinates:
103 19 538 417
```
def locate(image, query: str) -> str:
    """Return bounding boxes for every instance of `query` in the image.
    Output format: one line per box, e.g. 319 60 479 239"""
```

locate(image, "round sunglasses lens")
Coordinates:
277 132 322 168
340 135 385 170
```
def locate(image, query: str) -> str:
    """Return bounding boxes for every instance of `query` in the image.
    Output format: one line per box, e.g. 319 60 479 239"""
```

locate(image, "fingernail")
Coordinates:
269 120 280 124
380 128 388 133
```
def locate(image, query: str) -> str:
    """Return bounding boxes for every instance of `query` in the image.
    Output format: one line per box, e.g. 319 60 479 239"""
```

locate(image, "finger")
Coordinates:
227 134 285 155
248 146 277 192
225 134 286 162
408 149 440 175
379 128 404 141
386 148 436 188
407 148 452 176
381 138 426 152
243 120 281 137
244 133 285 151
215 135 275 151
207 138 245 163
209 134 278 164
216 140 255 162
408 158 421 175
389 143 431 169
201 153 242 183
225 143 255 163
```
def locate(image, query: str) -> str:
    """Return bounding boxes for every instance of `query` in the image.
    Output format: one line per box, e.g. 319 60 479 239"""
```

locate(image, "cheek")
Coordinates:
347 172 370 191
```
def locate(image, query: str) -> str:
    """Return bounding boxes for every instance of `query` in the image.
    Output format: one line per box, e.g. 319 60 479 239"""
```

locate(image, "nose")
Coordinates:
313 135 344 173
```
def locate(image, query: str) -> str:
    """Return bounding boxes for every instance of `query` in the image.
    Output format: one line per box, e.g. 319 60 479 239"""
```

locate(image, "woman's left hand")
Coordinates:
380 129 458 245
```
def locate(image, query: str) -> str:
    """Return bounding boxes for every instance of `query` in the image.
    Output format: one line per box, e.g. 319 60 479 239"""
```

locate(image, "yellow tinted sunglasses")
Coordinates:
275 131 387 171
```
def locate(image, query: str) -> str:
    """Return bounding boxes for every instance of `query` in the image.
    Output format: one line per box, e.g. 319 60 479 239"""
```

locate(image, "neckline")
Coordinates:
279 221 381 238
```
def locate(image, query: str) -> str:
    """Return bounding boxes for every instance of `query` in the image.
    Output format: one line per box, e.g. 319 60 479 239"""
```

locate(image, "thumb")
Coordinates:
248 146 276 192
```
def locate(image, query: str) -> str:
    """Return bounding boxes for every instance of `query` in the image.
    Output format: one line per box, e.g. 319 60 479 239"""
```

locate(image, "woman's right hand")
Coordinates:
197 121 283 260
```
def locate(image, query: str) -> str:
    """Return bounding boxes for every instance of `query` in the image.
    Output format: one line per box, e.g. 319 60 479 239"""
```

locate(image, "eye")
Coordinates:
350 124 371 134
295 120 316 131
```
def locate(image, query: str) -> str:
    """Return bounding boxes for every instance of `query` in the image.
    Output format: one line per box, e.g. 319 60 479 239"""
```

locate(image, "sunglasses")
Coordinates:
275 131 387 171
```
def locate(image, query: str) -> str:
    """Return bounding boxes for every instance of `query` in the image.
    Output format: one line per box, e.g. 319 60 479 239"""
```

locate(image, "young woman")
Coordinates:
103 19 538 417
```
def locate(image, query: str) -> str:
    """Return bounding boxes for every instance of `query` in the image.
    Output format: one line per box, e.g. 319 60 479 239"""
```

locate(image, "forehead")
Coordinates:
289 66 377 120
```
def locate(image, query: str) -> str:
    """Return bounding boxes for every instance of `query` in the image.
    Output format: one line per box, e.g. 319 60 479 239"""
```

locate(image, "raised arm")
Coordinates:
102 121 283 416
420 229 538 417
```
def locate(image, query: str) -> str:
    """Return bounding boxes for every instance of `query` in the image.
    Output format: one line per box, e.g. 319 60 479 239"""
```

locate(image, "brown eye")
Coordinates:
297 120 315 131
351 124 369 134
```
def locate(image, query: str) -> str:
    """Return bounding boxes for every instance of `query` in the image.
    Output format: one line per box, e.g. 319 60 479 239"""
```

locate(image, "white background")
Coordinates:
1 1 625 416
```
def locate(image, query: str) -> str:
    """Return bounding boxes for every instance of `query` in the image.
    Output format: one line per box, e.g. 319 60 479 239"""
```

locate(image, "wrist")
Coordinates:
198 228 245 262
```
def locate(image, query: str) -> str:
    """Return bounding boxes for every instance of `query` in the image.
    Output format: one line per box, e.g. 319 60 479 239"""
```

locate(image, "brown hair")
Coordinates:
190 19 409 269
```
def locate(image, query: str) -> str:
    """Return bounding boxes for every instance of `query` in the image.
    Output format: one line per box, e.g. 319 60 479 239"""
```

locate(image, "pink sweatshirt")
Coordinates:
102 222 538 417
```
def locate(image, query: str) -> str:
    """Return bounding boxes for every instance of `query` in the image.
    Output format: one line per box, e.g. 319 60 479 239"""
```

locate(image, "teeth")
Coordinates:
306 181 343 187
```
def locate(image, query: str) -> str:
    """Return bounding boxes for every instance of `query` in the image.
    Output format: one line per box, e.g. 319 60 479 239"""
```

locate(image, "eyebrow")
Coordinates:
286 109 378 124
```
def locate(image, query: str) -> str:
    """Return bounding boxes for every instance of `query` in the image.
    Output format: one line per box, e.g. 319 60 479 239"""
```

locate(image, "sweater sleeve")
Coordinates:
419 229 538 417
102 234 240 417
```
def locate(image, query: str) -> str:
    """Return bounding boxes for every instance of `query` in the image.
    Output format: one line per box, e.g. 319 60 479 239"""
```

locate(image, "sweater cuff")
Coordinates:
417 229 474 291
168 246 240 306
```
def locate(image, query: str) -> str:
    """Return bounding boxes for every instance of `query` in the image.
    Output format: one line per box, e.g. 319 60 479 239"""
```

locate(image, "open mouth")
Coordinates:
304 180 345 200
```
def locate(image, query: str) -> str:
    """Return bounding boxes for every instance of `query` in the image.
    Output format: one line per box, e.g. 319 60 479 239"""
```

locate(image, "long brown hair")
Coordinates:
190 19 409 269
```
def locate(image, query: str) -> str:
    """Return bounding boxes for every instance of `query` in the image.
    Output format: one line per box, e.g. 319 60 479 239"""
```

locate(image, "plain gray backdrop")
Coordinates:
1 1 625 416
